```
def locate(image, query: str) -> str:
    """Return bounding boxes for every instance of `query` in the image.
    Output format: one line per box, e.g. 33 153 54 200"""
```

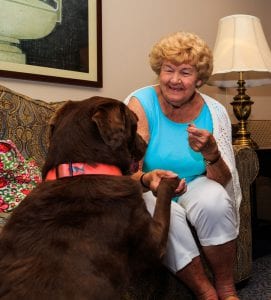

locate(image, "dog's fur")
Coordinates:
0 97 179 300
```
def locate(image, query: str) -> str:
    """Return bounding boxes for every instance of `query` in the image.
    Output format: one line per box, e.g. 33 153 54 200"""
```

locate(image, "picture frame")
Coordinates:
0 0 102 87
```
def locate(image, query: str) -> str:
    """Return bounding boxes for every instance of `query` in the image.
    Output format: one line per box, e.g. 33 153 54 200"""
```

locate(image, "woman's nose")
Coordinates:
171 72 182 83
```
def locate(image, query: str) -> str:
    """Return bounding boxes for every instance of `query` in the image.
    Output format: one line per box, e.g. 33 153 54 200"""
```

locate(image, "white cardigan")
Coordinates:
124 88 242 230
202 93 242 230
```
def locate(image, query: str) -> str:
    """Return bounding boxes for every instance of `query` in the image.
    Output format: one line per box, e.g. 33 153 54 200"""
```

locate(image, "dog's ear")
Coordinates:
92 105 126 150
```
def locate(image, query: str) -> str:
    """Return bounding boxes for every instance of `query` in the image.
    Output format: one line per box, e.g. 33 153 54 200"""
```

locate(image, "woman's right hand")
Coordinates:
141 170 187 196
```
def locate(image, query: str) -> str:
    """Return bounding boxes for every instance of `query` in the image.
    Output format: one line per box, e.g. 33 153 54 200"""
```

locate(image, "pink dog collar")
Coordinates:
45 163 122 181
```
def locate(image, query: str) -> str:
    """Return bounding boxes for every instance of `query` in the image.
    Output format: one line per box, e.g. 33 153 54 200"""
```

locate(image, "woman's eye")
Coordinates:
181 71 192 76
162 66 174 73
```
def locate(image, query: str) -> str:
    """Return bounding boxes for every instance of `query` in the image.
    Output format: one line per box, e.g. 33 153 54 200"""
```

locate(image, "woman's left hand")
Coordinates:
187 123 219 161
187 124 231 186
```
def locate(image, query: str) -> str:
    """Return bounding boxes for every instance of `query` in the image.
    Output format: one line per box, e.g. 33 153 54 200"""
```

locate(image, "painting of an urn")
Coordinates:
0 0 62 64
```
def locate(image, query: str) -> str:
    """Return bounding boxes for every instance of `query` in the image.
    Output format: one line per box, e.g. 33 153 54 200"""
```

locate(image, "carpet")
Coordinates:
237 254 271 299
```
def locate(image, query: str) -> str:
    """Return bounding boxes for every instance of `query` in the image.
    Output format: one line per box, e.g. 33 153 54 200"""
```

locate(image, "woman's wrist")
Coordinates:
204 151 221 166
140 173 149 189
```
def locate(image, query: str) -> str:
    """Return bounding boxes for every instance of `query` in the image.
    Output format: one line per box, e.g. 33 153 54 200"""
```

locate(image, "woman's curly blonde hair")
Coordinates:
149 32 213 86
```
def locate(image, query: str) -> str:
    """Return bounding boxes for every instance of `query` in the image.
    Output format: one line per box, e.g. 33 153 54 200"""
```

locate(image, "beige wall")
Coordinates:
1 0 271 121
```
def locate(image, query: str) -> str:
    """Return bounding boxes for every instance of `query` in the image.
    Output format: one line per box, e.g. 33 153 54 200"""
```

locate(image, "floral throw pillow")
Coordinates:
0 140 42 213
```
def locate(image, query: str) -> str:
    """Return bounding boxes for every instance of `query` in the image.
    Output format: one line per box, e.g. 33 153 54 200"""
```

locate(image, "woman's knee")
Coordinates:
204 188 230 217
187 181 233 226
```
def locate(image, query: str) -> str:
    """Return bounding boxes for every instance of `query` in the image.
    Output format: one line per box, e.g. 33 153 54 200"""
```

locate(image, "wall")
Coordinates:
1 0 271 121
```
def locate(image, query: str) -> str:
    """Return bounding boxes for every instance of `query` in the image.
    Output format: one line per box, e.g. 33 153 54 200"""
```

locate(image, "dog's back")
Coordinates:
0 176 148 299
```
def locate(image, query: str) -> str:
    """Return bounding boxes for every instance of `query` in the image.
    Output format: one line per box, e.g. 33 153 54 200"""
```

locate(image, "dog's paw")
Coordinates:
157 177 180 197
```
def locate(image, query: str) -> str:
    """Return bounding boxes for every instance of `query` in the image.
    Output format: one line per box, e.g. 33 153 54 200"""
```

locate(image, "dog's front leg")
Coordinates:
151 177 180 258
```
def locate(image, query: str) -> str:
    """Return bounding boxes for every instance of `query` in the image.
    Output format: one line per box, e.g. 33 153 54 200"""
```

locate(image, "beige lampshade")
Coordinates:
208 14 271 87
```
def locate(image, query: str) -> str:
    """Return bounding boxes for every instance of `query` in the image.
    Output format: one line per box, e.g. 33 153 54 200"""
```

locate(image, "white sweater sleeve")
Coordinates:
203 93 242 231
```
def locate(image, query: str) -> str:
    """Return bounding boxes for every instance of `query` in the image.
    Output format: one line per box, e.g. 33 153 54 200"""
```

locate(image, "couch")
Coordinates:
0 85 259 299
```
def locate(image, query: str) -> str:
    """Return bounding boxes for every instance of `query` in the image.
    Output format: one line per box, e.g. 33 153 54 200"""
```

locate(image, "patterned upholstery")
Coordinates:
0 85 259 298
233 146 259 282
0 86 63 168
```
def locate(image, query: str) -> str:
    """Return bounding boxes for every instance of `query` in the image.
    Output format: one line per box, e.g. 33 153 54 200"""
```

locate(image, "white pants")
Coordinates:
143 176 238 273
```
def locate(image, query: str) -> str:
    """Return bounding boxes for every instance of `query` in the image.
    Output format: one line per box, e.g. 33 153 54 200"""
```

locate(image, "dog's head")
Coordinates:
42 97 146 178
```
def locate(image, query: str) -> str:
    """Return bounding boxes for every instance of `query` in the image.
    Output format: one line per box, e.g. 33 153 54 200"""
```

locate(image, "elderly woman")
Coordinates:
125 32 241 300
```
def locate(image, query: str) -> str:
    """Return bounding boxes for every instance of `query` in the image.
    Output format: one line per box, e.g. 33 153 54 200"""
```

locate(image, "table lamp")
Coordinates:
208 14 271 148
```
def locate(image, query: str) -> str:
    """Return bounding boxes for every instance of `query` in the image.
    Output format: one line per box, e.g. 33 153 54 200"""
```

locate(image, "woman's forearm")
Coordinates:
205 156 231 186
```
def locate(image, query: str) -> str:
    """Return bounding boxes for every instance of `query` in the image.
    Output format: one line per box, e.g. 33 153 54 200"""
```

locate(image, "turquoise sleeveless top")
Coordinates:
132 86 213 183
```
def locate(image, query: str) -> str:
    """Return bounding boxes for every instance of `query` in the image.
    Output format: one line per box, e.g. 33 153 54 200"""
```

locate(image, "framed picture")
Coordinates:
0 0 102 87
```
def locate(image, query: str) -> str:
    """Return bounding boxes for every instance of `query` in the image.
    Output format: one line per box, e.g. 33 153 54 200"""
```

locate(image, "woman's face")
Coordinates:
159 60 201 106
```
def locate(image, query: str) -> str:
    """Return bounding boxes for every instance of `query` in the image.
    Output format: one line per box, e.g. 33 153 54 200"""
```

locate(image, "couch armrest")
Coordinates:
233 145 259 187
233 145 259 282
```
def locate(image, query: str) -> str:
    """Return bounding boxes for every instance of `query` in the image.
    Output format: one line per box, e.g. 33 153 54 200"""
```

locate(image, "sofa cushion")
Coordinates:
0 85 63 168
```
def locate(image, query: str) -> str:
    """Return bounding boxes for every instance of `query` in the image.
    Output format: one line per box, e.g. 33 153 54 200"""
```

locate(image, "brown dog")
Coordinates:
0 97 179 300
